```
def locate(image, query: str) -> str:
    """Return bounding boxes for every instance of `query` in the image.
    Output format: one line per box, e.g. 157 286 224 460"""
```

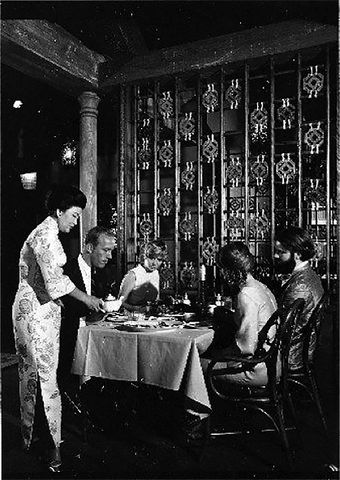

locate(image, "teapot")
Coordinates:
103 294 122 313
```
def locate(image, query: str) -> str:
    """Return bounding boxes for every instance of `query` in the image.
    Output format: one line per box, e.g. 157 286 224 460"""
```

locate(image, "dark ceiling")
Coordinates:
1 1 338 177
2 1 338 57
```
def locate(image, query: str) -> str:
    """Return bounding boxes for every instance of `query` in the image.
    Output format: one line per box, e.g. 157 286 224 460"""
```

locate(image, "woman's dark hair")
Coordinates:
217 242 255 296
45 185 87 214
275 227 315 261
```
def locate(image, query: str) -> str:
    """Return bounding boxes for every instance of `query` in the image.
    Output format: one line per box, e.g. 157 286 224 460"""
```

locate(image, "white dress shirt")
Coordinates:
77 254 91 326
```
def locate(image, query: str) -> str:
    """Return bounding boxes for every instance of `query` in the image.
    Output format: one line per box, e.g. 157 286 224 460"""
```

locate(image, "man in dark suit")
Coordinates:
58 226 117 393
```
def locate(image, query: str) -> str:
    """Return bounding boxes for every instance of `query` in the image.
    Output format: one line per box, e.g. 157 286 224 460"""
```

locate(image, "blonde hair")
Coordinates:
139 240 167 263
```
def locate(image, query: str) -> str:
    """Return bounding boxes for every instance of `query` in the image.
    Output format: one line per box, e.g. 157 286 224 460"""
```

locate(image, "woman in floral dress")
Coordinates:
12 185 104 472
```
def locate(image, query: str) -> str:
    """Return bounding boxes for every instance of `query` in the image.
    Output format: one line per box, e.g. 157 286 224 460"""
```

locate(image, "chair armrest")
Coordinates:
207 354 259 377
209 353 255 364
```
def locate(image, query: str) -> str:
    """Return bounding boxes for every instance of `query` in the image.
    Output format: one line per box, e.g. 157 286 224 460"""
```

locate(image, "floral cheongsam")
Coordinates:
12 216 75 449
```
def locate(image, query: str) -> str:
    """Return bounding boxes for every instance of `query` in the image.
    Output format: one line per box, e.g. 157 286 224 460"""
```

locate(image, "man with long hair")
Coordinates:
274 226 324 371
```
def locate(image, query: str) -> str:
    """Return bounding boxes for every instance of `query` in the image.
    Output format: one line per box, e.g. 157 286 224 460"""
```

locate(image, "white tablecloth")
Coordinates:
72 325 214 410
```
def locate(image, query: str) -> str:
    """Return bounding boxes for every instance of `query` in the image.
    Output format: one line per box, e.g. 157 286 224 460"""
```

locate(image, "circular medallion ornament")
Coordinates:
139 213 153 240
203 186 219 214
202 237 219 266
160 261 175 290
249 210 270 239
158 91 174 119
180 262 198 289
202 134 218 163
225 78 241 110
303 65 324 98
179 112 195 141
304 122 324 154
226 157 243 187
159 140 174 168
250 155 269 186
138 138 151 170
250 102 268 143
225 213 244 239
304 179 326 208
158 188 174 216
229 197 242 212
202 83 218 113
277 98 295 130
276 153 296 184
179 211 197 241
181 162 196 190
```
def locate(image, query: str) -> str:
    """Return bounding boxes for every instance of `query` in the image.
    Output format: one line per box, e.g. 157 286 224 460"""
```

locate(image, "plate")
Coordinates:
104 314 129 322
150 316 183 325
115 325 179 333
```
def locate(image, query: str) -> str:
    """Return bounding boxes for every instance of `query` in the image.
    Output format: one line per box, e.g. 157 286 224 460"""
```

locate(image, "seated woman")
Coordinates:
202 241 278 387
119 240 167 314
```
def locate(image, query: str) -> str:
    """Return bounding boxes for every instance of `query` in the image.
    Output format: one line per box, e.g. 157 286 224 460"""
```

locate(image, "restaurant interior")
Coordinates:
1 1 339 479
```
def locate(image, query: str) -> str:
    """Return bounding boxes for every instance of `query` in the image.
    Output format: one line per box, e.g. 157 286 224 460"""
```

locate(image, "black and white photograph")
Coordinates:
1 1 339 478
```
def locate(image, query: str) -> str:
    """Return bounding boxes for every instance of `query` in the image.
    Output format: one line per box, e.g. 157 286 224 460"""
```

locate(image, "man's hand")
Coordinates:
86 295 105 312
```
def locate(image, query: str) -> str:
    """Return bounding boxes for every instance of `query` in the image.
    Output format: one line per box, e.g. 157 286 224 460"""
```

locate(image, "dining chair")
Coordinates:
205 298 305 468
285 293 329 437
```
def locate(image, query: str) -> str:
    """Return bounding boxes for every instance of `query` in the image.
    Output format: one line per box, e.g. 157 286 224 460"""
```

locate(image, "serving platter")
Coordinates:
112 317 182 332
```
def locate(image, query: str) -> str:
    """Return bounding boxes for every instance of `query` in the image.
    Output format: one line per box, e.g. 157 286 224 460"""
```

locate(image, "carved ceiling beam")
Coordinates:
101 20 337 87
1 19 106 96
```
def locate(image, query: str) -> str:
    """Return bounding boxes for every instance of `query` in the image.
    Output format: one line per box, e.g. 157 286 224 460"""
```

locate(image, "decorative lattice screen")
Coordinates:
121 45 337 299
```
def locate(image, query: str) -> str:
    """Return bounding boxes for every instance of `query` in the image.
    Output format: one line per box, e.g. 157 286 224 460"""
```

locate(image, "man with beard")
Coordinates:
58 226 117 393
274 226 324 371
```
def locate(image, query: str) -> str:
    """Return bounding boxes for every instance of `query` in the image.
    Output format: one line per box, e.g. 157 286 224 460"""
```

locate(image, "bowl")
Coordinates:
104 298 122 313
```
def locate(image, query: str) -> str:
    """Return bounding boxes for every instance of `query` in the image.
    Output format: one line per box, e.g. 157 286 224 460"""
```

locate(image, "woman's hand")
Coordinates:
86 295 105 312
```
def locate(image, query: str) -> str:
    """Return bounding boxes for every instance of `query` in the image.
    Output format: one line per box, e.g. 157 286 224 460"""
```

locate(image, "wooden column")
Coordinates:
78 91 100 239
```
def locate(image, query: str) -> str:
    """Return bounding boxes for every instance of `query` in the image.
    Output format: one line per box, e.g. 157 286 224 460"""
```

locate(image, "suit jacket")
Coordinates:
58 257 89 388
58 257 117 389
279 264 324 371
61 257 115 318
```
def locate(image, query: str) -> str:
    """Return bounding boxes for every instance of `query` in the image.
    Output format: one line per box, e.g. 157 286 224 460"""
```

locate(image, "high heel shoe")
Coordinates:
46 446 62 473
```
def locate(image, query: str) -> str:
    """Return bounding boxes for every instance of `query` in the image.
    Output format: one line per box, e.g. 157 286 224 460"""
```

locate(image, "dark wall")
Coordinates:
1 65 120 351
1 65 80 351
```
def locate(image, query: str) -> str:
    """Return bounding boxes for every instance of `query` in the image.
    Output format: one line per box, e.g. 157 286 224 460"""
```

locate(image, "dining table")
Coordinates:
71 316 214 412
